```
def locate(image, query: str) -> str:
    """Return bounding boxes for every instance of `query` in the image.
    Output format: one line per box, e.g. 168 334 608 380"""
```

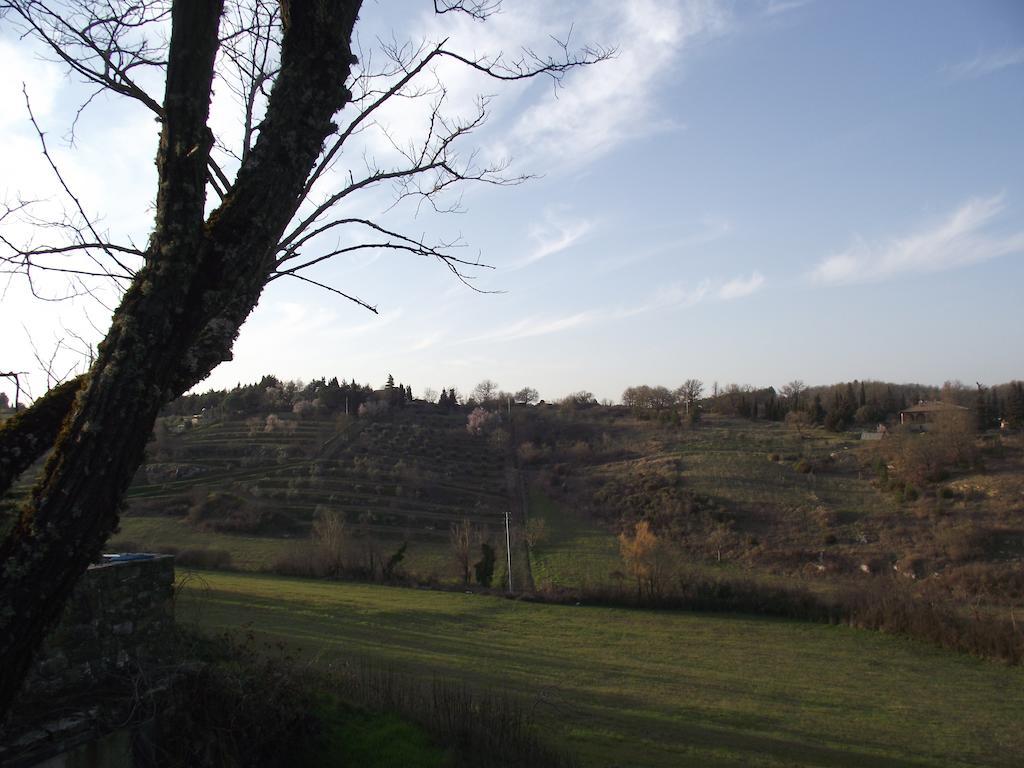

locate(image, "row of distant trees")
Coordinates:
159 375 547 420
163 374 377 418
154 373 1024 432
620 378 1024 432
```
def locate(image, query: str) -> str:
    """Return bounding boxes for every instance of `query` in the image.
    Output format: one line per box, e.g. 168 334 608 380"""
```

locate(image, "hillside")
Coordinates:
115 405 518 582
519 408 1024 610
4 397 1019 615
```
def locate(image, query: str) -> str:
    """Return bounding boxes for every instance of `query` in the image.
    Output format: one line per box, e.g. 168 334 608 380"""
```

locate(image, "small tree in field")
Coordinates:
525 517 548 549
466 406 497 435
785 409 811 438
618 521 675 600
474 542 496 587
312 507 348 578
450 518 478 586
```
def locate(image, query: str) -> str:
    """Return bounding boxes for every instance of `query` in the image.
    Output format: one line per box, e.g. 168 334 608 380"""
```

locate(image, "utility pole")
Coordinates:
504 505 513 592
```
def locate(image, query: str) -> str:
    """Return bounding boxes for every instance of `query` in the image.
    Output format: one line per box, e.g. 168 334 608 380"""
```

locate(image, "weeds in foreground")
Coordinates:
154 629 575 768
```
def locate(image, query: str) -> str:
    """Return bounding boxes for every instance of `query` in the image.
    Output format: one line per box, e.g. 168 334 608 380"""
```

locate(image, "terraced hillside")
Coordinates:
520 408 1024 609
117 406 516 581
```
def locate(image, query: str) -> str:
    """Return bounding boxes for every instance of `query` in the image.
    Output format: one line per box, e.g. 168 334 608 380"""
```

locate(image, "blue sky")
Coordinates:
1 0 1022 403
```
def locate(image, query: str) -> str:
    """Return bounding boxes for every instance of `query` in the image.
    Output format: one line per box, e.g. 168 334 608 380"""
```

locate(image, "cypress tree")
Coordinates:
974 384 989 430
810 394 825 424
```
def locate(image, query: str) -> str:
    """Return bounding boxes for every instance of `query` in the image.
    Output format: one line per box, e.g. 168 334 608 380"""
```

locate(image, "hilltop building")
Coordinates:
899 401 969 430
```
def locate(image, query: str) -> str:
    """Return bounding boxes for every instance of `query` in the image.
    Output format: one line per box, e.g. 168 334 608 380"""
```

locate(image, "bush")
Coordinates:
943 563 1024 603
793 459 812 474
156 632 318 768
935 522 992 562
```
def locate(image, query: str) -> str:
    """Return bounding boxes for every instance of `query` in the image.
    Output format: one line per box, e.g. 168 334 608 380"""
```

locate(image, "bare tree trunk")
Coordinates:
0 0 362 719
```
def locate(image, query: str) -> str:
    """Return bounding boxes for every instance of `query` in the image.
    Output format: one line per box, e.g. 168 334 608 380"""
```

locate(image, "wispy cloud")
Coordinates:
761 0 813 17
946 47 1024 80
620 271 762 314
460 311 597 344
717 271 765 300
510 0 731 166
617 280 711 317
809 194 1024 286
456 268 761 346
410 332 443 352
511 212 592 270
597 215 731 273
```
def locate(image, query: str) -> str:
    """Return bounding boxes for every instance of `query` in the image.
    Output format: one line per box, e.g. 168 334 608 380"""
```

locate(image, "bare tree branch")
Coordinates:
272 271 377 314
22 86 137 280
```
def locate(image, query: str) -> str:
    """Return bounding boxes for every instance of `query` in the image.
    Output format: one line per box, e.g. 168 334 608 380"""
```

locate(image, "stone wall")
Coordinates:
26 554 176 699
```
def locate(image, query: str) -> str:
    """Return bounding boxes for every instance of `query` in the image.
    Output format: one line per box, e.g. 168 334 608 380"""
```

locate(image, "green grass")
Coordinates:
527 485 619 589
298 696 449 768
178 570 1024 768
114 515 460 579
115 516 287 569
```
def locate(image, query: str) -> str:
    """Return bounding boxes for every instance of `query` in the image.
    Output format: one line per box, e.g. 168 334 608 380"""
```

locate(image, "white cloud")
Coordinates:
617 280 710 317
809 195 1024 285
460 311 597 344
718 271 765 300
596 215 731 273
511 211 592 269
0 40 64 129
410 331 443 351
510 0 730 167
946 47 1024 80
761 0 813 18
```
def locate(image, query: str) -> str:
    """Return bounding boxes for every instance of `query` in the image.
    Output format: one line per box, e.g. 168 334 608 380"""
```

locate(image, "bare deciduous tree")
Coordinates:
472 379 500 404
0 0 609 717
781 380 806 410
514 386 539 405
450 517 478 586
676 378 703 418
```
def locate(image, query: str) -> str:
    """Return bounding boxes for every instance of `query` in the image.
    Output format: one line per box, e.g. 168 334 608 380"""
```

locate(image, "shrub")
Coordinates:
474 542 497 588
935 522 992 562
156 632 317 768
793 459 812 474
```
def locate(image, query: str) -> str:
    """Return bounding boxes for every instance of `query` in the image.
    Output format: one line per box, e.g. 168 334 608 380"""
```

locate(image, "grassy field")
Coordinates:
527 485 620 590
177 570 1024 768
114 514 459 578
